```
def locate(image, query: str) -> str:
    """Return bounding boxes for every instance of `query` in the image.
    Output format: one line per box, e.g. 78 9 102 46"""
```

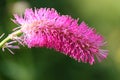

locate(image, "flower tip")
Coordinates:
80 21 87 26
96 50 108 62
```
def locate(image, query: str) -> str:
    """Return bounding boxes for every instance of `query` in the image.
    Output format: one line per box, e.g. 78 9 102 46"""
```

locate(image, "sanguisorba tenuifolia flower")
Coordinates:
13 8 108 65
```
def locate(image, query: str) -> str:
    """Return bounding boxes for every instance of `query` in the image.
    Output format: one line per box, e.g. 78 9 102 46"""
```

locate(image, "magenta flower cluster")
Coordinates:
13 8 108 65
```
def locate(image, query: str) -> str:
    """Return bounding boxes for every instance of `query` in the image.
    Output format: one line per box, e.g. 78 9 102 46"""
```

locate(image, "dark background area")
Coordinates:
0 0 120 80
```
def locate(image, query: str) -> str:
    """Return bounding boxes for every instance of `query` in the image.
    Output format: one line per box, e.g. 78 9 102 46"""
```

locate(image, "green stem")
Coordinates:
0 30 22 48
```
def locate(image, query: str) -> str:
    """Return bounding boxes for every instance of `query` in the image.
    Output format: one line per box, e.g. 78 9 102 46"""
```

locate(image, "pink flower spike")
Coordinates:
13 8 108 65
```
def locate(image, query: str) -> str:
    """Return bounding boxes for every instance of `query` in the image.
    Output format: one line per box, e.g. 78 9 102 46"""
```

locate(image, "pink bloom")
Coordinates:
13 8 108 65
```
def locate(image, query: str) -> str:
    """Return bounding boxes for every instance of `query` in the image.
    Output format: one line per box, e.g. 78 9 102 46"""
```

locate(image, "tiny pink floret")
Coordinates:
13 8 108 65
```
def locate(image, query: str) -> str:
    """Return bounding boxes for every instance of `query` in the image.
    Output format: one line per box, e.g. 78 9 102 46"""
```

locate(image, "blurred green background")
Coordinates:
0 0 120 80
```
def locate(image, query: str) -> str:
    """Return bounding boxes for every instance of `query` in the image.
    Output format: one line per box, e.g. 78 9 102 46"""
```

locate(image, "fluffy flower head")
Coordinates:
13 8 108 65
